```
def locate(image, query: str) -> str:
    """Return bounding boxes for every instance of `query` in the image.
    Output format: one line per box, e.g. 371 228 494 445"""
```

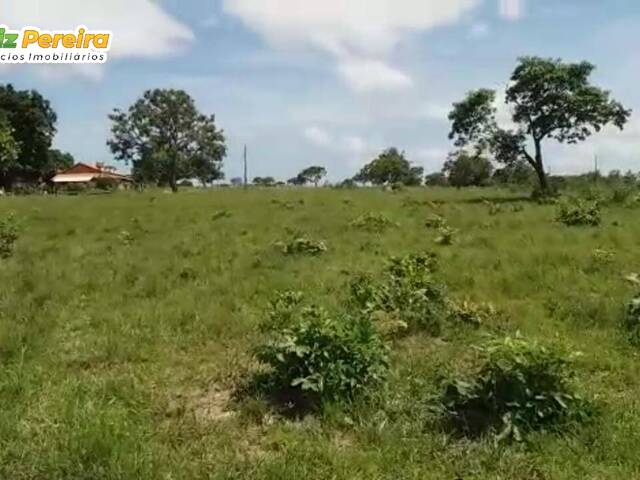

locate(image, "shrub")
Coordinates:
0 212 20 259
556 199 601 226
623 274 640 344
425 214 447 229
255 292 389 410
350 252 448 335
350 212 398 232
448 299 496 328
434 226 457 246
94 177 119 191
624 297 640 345
275 236 328 256
439 336 589 441
212 210 232 221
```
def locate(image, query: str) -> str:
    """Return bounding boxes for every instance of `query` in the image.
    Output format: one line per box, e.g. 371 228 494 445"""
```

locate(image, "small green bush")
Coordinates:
556 199 601 226
448 299 496 328
350 252 448 335
434 226 457 246
275 236 328 256
439 336 589 441
255 291 389 410
0 212 20 259
623 274 640 344
212 210 232 221
350 212 397 232
425 214 447 229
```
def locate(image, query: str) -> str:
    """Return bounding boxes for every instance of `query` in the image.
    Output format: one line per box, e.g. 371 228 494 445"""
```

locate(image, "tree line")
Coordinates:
0 56 633 194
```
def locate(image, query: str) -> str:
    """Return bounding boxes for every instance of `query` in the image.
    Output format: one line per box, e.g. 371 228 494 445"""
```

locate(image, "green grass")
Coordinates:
1 186 640 479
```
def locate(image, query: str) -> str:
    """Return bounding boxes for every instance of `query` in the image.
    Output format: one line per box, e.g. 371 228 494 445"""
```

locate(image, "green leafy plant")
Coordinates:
212 210 232 221
435 226 457 246
350 212 398 232
556 199 601 226
448 299 496 328
255 291 389 411
425 214 447 229
623 274 640 345
350 252 448 335
275 235 328 256
0 212 20 259
439 336 590 441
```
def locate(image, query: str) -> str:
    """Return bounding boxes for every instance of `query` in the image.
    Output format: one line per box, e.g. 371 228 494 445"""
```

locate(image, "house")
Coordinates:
50 163 132 187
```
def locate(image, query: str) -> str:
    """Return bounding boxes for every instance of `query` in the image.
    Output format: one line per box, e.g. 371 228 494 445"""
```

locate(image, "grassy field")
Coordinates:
1 187 640 479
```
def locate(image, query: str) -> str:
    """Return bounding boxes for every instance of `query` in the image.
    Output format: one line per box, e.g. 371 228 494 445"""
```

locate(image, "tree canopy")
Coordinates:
355 148 423 186
448 57 631 193
298 166 327 187
0 84 57 189
442 151 493 188
108 89 226 192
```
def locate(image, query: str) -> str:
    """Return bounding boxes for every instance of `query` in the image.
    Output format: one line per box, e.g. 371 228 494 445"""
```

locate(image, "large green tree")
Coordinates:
108 89 226 192
442 150 493 188
298 166 327 187
0 84 57 189
355 148 423 186
43 149 75 180
448 57 631 193
0 119 19 184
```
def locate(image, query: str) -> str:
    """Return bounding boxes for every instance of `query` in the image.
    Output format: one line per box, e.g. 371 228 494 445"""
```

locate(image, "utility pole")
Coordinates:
243 144 248 188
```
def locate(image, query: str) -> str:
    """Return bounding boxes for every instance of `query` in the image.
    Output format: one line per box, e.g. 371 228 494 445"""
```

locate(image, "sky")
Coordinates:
1 0 639 181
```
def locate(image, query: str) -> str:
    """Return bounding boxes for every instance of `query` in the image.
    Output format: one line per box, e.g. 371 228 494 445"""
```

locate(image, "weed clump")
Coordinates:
556 199 601 226
623 274 640 344
212 210 232 221
0 212 20 258
425 214 447 229
275 236 327 256
350 212 398 232
350 252 448 335
435 226 457 246
438 336 590 441
448 299 496 328
255 291 389 411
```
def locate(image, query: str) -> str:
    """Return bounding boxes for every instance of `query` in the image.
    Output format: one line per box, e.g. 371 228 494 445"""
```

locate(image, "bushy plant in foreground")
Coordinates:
350 212 398 232
275 235 328 256
556 199 601 226
439 336 589 441
425 214 447 229
350 252 448 335
448 299 496 328
255 291 388 409
623 274 640 345
434 226 457 246
0 212 20 259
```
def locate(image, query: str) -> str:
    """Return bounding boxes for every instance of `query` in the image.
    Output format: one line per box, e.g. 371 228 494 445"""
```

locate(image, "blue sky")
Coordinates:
3 0 639 181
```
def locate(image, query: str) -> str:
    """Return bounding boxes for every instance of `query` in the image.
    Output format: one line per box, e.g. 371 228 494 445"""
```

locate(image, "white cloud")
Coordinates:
498 0 525 21
337 58 413 92
3 0 194 78
303 126 333 146
222 0 482 91
343 135 366 154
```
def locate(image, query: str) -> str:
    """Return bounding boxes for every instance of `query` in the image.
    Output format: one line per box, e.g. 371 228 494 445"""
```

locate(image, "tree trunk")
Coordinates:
533 139 549 193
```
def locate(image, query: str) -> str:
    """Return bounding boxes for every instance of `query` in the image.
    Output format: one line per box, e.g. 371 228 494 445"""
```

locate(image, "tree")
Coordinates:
449 57 631 193
108 89 226 192
0 84 57 189
442 151 493 188
43 149 75 180
253 176 276 186
230 177 244 187
492 159 535 185
0 119 20 182
424 172 449 187
298 166 327 187
287 175 305 186
355 148 423 186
